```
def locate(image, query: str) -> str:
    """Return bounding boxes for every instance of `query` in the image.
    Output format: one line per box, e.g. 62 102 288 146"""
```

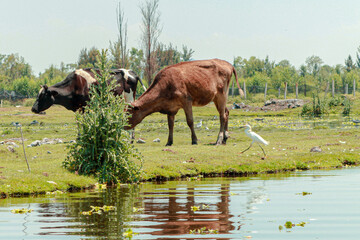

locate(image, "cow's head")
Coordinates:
124 103 141 130
112 69 140 103
31 85 59 113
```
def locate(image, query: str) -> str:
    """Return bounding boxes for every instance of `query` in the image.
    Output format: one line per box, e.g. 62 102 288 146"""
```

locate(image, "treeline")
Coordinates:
233 50 360 98
1 49 360 99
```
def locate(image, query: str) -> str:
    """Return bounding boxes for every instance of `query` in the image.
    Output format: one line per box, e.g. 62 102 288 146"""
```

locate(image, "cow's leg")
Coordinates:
214 95 227 145
166 114 175 146
183 103 198 145
223 107 230 144
130 129 135 144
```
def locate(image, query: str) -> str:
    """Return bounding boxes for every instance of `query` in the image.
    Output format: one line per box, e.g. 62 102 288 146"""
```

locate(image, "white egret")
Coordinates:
196 119 203 128
240 124 269 157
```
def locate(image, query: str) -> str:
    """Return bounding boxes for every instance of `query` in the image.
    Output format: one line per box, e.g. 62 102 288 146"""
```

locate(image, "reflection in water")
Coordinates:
1 168 360 239
140 183 234 237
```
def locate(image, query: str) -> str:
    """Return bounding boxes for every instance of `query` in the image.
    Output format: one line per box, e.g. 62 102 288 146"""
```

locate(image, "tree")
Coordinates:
356 46 360 68
154 43 181 69
129 47 144 79
181 45 194 62
78 47 99 68
140 0 162 85
242 56 264 78
264 55 274 76
110 2 129 68
233 56 245 78
299 65 307 77
0 53 32 83
345 54 354 72
305 55 323 77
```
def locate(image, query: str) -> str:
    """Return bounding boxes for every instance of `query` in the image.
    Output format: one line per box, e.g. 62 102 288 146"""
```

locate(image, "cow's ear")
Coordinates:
42 85 48 91
133 106 140 111
50 89 59 97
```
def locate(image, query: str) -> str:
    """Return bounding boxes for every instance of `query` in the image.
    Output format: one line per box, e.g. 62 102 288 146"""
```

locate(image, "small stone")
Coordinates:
28 140 42 147
69 140 76 144
137 138 146 144
6 142 19 148
42 172 49 177
29 120 39 125
47 151 52 154
310 146 322 152
153 138 160 142
7 146 15 153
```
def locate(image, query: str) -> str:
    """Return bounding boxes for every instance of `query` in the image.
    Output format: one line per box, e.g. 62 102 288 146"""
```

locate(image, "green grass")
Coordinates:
1 95 360 197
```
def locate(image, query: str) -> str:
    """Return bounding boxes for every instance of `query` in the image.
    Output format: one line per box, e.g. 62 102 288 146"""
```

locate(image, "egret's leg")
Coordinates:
241 142 253 153
258 143 267 156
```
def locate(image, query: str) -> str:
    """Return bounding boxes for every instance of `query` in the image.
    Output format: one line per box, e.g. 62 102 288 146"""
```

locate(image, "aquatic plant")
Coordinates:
123 228 138 239
64 50 143 184
189 227 218 234
11 208 33 214
81 205 116 215
132 207 144 213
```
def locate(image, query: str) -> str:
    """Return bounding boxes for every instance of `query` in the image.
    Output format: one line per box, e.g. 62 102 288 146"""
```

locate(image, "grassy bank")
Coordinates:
1 96 360 197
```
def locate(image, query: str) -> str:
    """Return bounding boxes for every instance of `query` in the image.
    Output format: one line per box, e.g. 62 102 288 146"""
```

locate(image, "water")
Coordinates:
1 168 360 239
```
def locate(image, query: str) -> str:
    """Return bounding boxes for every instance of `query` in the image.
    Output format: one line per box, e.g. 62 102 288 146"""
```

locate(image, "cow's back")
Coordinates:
151 59 233 106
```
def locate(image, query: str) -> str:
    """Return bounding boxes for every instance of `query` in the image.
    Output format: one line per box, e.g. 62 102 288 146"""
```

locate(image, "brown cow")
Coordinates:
126 59 244 146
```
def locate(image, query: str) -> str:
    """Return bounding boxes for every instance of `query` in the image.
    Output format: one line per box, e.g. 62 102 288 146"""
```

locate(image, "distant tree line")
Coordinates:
1 0 360 99
233 51 360 98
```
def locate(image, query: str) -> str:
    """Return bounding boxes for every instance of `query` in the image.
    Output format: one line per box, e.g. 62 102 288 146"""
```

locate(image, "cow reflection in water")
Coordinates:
141 183 234 237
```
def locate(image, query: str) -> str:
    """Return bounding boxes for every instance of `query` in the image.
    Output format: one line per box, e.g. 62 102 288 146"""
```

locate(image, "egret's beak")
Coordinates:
239 125 245 129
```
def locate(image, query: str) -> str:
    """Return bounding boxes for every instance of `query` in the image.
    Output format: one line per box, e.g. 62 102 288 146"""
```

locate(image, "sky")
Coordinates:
1 0 360 74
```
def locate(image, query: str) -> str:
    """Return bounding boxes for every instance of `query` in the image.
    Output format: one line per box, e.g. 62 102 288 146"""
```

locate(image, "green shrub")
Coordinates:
64 50 143 184
342 98 352 116
301 94 327 117
328 96 341 108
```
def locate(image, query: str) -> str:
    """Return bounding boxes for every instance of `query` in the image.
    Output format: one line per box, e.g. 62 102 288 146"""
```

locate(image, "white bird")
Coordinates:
196 119 203 128
240 124 269 157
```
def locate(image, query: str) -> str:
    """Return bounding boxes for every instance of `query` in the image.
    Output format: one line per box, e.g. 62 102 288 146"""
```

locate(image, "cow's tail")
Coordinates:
233 66 244 97
138 77 147 92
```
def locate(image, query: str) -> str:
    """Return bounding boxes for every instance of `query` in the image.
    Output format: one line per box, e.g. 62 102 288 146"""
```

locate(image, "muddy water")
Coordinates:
1 168 360 239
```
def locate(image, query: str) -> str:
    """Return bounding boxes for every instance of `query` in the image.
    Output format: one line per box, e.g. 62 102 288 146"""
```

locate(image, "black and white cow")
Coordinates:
31 68 145 114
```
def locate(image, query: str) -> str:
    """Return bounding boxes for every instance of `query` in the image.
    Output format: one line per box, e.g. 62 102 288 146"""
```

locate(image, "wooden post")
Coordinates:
295 83 298 99
345 84 348 94
243 81 247 99
332 79 335 97
353 79 356 96
0 99 2 108
264 82 268 101
284 82 287 99
304 80 307 97
278 87 281 98
19 124 30 173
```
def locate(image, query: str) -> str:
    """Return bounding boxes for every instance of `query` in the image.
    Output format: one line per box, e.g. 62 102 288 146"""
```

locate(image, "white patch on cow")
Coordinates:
124 89 134 103
119 68 132 82
75 69 96 88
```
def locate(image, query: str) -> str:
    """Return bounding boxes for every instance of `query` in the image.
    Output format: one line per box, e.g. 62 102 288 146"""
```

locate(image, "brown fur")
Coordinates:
126 59 243 146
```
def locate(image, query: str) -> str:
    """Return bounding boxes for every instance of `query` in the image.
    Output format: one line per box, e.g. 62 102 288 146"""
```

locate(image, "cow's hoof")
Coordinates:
165 143 173 146
191 141 198 145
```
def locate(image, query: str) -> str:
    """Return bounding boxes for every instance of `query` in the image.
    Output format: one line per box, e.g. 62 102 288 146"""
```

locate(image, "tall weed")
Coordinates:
64 50 143 184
